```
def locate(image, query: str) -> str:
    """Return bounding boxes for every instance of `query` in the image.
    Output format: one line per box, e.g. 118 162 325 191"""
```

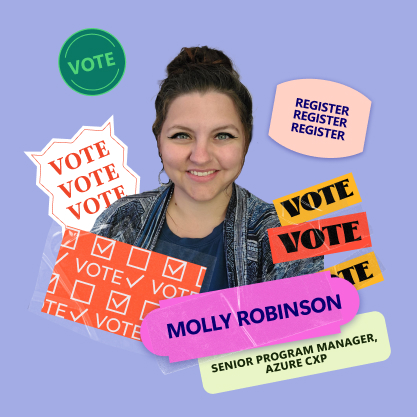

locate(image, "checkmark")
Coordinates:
91 236 116 260
162 257 186 281
168 263 184 275
96 242 114 254
47 273 60 294
55 252 69 265
106 290 131 315
112 297 128 309
126 275 145 288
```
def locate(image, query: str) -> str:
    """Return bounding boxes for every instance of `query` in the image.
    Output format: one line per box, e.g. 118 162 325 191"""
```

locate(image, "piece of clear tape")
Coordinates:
28 220 216 371
328 246 386 273
315 202 373 235
316 202 385 269
158 203 383 374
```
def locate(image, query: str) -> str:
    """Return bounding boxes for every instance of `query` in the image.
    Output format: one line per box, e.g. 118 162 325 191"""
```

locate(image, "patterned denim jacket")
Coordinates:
91 182 324 288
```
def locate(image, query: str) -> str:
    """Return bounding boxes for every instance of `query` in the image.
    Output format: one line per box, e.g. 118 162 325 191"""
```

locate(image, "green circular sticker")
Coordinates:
59 28 126 96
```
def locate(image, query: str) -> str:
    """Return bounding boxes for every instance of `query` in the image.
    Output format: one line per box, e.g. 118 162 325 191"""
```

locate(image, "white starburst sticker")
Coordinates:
26 116 140 232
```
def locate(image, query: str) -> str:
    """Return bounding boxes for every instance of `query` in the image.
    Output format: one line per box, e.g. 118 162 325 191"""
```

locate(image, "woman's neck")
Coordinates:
166 184 233 238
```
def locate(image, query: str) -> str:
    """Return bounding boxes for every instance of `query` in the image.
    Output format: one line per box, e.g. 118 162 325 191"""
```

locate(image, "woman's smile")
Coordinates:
188 169 217 176
186 169 219 182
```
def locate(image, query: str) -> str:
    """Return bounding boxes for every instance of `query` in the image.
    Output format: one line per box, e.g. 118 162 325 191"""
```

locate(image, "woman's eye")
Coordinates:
168 132 190 139
216 132 236 140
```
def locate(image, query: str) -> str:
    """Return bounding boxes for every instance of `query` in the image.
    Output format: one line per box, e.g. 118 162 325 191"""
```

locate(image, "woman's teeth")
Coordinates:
189 170 216 177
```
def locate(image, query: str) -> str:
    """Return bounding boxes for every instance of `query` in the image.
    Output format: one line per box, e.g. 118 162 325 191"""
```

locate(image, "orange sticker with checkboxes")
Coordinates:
41 227 205 341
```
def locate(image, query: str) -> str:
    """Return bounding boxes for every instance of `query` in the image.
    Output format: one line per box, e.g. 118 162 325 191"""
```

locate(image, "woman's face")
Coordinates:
159 91 246 203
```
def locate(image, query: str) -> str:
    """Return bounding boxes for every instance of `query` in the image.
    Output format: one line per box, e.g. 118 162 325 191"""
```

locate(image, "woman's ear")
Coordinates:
157 135 163 162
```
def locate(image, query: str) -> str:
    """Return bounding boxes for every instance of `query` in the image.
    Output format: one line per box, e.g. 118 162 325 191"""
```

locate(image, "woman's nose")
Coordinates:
189 138 212 165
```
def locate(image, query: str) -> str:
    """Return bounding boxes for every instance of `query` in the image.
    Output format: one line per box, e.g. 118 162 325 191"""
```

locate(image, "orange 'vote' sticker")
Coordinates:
268 212 371 263
42 227 205 340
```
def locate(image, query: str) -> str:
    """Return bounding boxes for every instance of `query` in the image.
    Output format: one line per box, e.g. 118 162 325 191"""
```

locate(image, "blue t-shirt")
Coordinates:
153 220 228 293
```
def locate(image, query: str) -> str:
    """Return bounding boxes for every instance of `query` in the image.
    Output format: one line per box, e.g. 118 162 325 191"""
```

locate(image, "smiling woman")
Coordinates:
91 46 323 292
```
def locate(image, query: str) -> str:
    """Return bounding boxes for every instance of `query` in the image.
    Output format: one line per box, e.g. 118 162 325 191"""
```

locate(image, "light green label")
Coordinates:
58 28 126 96
199 312 391 393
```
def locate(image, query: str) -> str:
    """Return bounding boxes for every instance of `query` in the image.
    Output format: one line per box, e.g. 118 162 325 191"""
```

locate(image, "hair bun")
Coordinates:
167 46 238 78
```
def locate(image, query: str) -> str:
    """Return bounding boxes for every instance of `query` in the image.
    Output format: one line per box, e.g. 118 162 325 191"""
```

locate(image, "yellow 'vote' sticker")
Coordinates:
273 173 361 226
321 251 384 290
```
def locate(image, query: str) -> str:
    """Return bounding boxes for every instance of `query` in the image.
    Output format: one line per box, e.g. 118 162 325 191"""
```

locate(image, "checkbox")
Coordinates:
70 280 95 305
91 235 116 261
162 257 187 281
47 273 60 294
126 247 152 271
106 290 131 316
195 266 206 288
62 227 80 250
139 300 160 321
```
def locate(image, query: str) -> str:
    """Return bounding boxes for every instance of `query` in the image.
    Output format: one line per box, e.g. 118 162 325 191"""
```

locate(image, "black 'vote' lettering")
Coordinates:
277 231 301 253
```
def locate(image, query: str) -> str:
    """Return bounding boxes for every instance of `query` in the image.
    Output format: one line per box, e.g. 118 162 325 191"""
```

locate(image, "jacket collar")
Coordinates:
224 183 247 287
134 183 174 249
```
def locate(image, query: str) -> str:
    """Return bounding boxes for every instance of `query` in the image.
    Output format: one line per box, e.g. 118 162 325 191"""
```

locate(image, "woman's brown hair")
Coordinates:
152 46 253 159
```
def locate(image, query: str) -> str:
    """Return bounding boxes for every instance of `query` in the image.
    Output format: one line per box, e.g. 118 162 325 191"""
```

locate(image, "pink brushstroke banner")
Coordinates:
141 272 359 362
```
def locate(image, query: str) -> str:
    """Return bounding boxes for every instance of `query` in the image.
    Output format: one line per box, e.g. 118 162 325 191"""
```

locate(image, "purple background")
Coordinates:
2 0 415 415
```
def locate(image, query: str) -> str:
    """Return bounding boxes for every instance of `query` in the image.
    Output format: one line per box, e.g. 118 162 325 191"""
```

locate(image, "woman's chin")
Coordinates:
189 190 219 202
180 184 227 203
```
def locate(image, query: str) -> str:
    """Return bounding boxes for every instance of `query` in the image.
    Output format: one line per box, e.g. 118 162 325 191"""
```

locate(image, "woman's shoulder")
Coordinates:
91 185 169 230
